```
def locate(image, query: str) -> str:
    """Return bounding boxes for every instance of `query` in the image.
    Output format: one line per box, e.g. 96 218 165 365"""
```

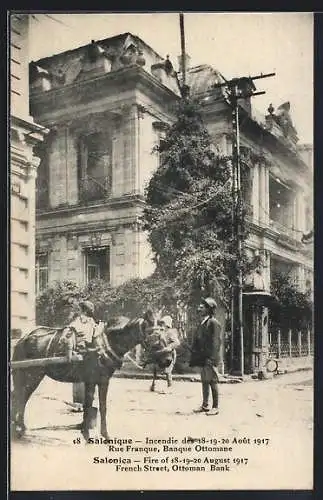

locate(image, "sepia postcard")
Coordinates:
9 11 314 492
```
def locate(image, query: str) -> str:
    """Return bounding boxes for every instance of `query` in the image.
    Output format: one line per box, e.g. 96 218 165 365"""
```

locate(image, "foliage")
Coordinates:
142 96 249 307
83 274 180 321
270 272 313 329
36 274 180 326
36 280 83 327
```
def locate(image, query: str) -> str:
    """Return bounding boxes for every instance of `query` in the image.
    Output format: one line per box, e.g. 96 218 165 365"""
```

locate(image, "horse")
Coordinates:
11 316 148 441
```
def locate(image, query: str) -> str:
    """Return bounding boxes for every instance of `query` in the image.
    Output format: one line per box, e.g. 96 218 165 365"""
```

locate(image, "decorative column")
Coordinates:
251 163 260 222
258 161 270 225
295 188 306 236
136 105 146 195
26 158 39 327
121 104 140 195
66 123 79 205
49 128 67 208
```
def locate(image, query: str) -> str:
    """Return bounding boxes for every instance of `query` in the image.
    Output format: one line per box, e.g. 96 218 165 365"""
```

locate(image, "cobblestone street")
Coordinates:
11 370 313 491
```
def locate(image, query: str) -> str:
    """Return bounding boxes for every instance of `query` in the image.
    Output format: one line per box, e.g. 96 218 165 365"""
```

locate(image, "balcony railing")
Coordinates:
79 175 112 203
269 219 299 241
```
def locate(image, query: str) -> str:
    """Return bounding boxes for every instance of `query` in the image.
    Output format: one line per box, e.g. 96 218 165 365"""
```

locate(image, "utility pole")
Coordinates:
179 13 186 87
213 72 275 376
179 13 190 98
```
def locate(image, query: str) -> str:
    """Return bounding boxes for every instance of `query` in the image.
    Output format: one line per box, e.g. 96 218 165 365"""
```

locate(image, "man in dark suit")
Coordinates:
189 297 221 415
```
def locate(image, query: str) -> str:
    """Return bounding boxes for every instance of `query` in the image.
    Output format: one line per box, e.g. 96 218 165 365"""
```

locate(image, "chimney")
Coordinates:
177 53 191 74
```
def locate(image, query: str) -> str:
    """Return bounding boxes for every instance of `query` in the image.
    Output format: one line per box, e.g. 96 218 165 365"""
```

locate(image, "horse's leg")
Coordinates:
150 366 157 392
98 380 110 439
11 368 45 438
82 382 96 441
166 369 172 388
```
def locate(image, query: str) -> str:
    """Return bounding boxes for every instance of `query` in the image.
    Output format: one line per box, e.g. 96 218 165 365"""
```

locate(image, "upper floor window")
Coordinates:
85 247 110 283
78 132 112 203
152 121 168 168
269 176 295 236
36 253 48 295
240 164 253 216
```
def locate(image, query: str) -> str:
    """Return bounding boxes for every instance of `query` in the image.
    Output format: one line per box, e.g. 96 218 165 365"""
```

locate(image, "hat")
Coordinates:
80 300 95 317
160 315 173 329
201 297 217 311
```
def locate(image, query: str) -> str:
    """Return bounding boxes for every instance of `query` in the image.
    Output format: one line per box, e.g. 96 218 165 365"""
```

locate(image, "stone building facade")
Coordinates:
30 34 313 312
10 14 48 335
30 34 181 291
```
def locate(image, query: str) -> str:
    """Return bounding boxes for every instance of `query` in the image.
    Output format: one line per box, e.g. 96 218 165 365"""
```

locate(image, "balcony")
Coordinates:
268 219 301 251
79 175 112 204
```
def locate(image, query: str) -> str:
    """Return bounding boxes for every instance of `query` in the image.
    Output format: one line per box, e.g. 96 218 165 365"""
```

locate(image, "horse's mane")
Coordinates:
104 315 131 332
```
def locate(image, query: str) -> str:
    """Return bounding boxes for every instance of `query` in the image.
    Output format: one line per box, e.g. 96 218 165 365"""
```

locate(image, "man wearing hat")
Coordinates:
68 300 97 355
189 297 221 415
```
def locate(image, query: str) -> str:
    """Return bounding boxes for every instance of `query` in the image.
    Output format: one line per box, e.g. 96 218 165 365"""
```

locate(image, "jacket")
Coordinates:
189 316 222 367
69 315 96 346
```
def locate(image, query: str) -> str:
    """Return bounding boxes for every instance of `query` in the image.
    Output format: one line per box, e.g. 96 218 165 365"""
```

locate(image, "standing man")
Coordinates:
189 297 221 415
67 300 97 359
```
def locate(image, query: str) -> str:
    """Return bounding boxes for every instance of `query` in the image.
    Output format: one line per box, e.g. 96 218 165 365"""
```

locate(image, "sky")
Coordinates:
28 12 313 144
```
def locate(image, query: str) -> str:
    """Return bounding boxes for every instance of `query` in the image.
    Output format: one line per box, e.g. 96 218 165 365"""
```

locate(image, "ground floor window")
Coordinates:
85 247 110 283
35 253 48 295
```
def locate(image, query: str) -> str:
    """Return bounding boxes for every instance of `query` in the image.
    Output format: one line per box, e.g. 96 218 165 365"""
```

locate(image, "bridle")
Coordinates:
97 318 148 368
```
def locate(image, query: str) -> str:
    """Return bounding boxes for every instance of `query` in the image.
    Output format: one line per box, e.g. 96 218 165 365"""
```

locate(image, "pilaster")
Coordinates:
258 163 269 225
251 163 260 222
49 129 67 208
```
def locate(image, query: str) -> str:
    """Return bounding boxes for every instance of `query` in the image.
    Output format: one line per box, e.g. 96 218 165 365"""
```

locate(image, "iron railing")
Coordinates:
269 327 313 358
269 218 299 241
79 175 112 203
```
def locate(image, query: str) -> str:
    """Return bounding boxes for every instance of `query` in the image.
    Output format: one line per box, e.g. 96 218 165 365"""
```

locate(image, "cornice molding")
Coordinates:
36 217 140 239
36 193 146 218
30 66 178 122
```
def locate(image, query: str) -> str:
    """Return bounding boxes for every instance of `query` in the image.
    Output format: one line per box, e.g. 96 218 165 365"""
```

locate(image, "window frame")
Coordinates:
84 246 110 284
35 252 49 295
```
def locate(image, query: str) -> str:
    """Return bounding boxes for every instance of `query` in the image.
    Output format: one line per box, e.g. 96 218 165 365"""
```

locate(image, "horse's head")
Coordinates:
94 316 150 365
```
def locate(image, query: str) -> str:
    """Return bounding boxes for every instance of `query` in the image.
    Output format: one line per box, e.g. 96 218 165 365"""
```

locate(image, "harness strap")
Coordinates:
100 330 123 365
124 352 144 370
45 327 70 359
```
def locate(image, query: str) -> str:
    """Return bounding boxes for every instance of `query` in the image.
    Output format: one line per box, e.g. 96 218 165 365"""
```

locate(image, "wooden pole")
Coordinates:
277 329 281 358
307 328 311 356
298 330 302 357
10 356 81 369
179 13 186 87
288 329 292 357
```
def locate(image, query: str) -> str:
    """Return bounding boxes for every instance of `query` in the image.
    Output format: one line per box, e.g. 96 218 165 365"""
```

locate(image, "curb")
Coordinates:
114 366 313 383
114 372 244 384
